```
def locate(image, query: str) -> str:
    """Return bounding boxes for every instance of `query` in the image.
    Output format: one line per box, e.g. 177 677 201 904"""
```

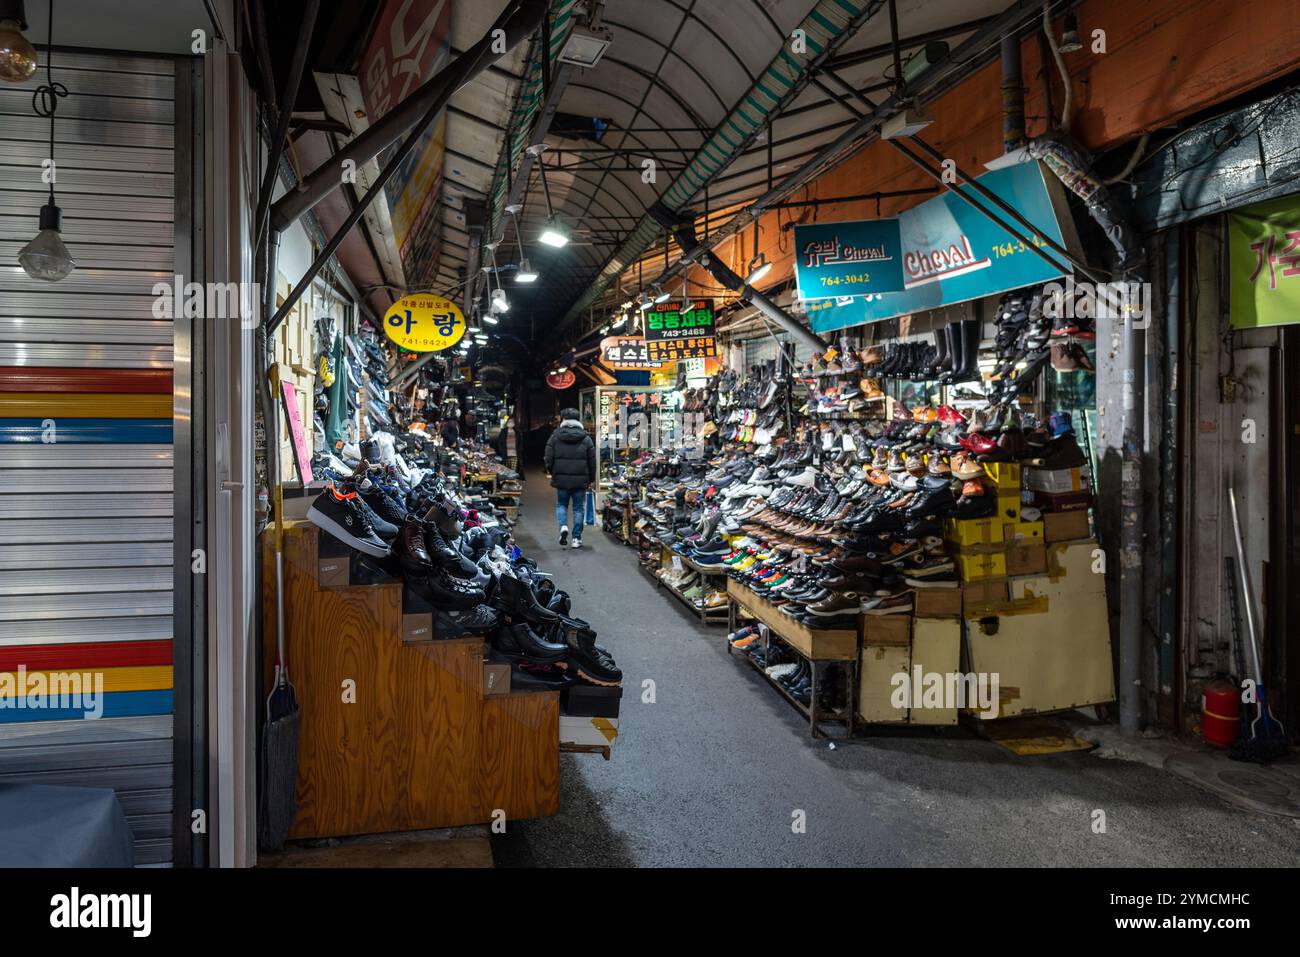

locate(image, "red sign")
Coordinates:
546 369 576 390
360 0 451 288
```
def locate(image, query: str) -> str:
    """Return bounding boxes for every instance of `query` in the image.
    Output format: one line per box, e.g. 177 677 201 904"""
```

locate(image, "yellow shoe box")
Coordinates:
945 517 1004 548
1003 520 1044 542
981 462 1022 489
956 551 1007 581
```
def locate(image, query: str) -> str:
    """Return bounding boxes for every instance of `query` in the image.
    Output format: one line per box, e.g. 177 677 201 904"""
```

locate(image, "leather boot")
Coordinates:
494 573 560 623
950 318 982 383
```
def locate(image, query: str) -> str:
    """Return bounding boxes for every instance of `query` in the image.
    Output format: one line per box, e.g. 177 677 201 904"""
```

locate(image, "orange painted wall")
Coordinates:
616 0 1300 313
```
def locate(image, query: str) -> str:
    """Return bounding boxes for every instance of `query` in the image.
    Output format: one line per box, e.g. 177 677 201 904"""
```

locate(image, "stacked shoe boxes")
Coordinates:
945 464 1048 602
1025 465 1093 542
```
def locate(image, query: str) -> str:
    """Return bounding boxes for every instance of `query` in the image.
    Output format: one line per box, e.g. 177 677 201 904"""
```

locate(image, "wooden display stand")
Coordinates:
727 580 858 737
262 521 560 840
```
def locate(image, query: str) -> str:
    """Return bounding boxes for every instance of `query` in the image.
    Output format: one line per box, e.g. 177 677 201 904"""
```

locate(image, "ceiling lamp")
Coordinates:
490 287 510 313
556 24 612 68
515 258 539 282
0 1 37 82
611 313 627 328
482 312 498 325
746 251 771 285
653 285 671 304
18 1 73 282
638 297 653 311
508 205 538 281
539 217 569 248
1059 13 1083 53
528 143 570 247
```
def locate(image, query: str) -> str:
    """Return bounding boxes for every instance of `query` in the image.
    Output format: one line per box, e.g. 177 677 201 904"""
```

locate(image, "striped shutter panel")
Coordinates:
0 52 178 866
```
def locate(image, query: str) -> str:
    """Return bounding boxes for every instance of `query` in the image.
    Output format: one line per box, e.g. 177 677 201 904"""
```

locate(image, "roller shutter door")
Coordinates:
0 51 178 866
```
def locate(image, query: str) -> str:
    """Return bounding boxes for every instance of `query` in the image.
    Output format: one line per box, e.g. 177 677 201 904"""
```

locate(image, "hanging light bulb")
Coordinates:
653 284 671 304
1059 13 1083 53
746 251 771 284
20 6 73 282
0 1 37 83
482 312 499 325
19 199 75 282
490 287 510 313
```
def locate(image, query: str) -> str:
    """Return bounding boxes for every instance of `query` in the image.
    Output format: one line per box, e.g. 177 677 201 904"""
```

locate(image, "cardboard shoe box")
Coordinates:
1025 466 1088 493
483 662 512 696
956 551 1007 581
913 587 963 618
1005 542 1048 576
559 715 619 749
1043 510 1092 542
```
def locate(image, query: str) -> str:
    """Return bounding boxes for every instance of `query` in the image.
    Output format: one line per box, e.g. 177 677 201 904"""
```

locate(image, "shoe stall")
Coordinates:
261 304 623 844
600 157 1117 736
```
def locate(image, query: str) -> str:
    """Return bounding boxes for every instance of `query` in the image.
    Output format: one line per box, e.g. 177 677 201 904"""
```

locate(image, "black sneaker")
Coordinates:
358 479 407 529
307 485 390 557
337 480 398 539
559 527 569 547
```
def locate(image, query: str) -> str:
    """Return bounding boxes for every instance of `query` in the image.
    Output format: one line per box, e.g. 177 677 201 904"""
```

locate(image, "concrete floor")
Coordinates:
491 474 1300 867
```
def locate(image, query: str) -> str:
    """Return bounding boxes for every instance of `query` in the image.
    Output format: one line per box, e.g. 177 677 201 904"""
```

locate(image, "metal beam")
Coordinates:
269 0 546 234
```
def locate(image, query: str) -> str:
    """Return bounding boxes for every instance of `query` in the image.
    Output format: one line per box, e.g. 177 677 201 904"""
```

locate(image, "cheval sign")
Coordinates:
806 161 1076 333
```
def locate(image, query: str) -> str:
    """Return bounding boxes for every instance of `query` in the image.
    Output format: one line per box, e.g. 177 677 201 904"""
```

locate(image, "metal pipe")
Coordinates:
268 0 545 234
1118 256 1147 734
254 0 320 247
669 223 825 353
266 5 543 335
1001 32 1025 151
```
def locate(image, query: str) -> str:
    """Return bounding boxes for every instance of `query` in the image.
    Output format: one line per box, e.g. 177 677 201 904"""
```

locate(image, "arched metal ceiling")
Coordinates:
429 0 1020 341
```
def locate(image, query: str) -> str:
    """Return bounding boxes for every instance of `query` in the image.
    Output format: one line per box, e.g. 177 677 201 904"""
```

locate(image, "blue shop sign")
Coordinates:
793 217 905 299
805 161 1072 333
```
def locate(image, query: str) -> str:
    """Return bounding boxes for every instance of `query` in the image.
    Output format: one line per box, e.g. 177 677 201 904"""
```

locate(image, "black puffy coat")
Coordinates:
544 420 596 490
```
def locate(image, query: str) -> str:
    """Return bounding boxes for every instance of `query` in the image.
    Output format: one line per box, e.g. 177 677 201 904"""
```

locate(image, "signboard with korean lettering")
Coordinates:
599 336 668 370
794 217 905 299
806 162 1074 333
644 300 718 361
1229 193 1300 328
361 0 452 290
383 294 465 351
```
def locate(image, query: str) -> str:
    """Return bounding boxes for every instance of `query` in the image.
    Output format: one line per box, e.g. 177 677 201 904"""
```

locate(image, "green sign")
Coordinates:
644 300 716 361
1229 193 1300 329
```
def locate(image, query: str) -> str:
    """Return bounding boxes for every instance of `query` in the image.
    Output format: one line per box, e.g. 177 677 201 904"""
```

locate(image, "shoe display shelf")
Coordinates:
601 499 632 544
263 520 561 840
726 580 858 738
655 548 729 626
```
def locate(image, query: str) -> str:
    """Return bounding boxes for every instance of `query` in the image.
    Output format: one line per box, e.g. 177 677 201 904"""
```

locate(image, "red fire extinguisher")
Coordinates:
1201 679 1241 748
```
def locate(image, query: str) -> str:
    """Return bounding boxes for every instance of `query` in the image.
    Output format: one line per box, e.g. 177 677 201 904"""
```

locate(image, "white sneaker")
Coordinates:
559 528 569 546
571 537 582 549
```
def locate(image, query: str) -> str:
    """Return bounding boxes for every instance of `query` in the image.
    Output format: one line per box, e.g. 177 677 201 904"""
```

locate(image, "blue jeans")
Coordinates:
556 488 584 537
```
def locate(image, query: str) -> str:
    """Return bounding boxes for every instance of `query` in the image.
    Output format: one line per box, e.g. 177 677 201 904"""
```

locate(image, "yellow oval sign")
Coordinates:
382 294 466 352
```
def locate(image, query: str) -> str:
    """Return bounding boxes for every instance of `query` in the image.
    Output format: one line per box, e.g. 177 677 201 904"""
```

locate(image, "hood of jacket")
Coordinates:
555 420 588 443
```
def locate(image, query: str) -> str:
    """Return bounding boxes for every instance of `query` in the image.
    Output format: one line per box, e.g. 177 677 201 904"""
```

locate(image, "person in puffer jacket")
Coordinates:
544 407 596 548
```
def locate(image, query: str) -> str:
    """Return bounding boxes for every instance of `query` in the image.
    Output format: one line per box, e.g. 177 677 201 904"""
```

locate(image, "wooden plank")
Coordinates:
727 579 857 660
